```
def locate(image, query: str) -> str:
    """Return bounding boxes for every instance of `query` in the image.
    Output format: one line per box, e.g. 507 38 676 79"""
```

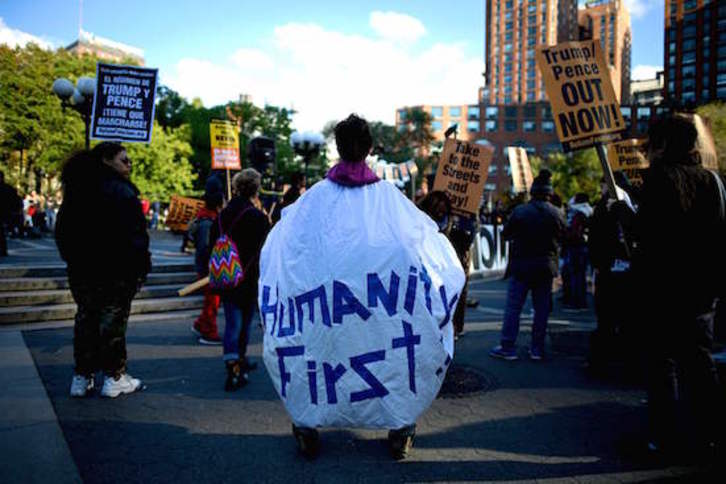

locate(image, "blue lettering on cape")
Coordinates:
323 362 347 404
349 350 389 402
438 285 459 329
392 321 421 393
366 271 400 316
295 285 331 329
333 280 372 325
276 345 304 397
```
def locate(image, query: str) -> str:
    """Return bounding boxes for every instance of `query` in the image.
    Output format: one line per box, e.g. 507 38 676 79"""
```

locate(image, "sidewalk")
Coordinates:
0 275 710 483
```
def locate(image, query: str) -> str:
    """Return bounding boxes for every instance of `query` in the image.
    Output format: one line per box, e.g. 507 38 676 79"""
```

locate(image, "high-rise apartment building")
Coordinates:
558 0 579 42
664 0 726 107
578 0 632 103
484 0 559 105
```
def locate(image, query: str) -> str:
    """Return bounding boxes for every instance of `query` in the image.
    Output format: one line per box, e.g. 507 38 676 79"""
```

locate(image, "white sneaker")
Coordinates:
100 373 142 398
70 374 94 397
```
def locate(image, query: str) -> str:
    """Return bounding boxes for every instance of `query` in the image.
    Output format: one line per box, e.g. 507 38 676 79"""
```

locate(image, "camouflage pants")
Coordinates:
69 277 137 377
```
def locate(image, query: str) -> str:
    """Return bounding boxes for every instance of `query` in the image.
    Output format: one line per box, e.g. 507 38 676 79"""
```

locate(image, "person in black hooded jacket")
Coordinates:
56 142 151 399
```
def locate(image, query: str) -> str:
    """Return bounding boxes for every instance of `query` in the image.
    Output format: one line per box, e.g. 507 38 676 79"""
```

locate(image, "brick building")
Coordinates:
65 29 145 66
663 0 726 107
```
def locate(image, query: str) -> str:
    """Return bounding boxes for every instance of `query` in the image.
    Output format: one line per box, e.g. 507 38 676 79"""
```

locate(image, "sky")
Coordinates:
1 0 664 131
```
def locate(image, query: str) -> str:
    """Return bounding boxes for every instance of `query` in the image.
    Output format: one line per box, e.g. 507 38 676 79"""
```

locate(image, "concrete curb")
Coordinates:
0 331 81 483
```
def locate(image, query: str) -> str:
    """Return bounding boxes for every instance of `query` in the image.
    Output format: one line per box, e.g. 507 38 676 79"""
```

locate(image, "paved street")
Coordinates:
1 233 715 483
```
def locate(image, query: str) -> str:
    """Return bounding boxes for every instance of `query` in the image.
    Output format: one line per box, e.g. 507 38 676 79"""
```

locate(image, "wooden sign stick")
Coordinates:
178 277 209 297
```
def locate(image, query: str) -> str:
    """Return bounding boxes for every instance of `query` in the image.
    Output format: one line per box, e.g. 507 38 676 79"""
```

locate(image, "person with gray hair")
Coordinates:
209 168 270 391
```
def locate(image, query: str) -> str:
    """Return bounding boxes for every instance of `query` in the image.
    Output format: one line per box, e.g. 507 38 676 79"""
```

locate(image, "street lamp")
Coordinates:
52 76 95 150
290 131 325 188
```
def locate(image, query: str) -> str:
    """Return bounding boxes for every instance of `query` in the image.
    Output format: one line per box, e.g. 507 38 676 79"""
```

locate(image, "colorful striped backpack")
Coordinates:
208 207 252 291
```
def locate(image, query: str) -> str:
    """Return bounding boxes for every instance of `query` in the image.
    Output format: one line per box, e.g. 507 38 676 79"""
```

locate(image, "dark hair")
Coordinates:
335 114 372 162
417 190 451 221
573 192 589 204
647 114 699 166
0 170 4 183
204 191 224 210
90 142 125 164
289 171 305 187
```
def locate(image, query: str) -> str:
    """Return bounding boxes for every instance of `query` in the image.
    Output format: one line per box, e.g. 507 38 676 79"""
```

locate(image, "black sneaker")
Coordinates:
224 362 248 392
292 424 320 460
388 424 416 460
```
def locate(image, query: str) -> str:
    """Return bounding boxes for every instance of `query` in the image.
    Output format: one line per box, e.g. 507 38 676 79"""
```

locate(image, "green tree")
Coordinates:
531 148 602 202
125 122 196 202
155 85 189 132
696 101 726 174
0 44 96 192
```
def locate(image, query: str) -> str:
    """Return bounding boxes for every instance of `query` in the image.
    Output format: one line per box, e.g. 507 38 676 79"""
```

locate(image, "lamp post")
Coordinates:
290 131 324 188
52 76 95 150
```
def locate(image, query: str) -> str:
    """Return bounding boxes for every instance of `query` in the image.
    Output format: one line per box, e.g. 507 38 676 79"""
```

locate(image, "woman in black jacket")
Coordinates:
210 168 270 391
56 142 150 399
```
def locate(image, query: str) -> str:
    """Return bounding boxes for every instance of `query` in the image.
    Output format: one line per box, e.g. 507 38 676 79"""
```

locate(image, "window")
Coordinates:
683 39 696 51
488 165 497 175
523 121 536 132
505 120 518 132
637 107 651 120
668 81 675 93
449 106 461 117
669 55 676 65
505 63 513 72
718 87 726 99
485 106 498 119
485 120 498 132
621 107 632 120
718 73 726 85
467 106 479 119
682 91 696 103
523 104 536 118
702 89 711 100
703 76 710 88
527 79 536 90
397 110 406 121
467 120 480 132
542 121 554 133
505 106 518 117
683 51 696 64
431 106 443 118
669 42 676 54
542 105 552 119
684 0 697 10
683 65 696 77
683 25 696 38
431 120 442 131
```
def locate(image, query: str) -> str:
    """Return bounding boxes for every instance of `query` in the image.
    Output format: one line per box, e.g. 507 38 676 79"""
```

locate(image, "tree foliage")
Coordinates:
530 148 602 203
696 101 726 174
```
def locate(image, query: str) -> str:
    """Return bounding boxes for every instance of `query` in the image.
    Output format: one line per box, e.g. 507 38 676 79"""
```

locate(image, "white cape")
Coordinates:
259 179 465 429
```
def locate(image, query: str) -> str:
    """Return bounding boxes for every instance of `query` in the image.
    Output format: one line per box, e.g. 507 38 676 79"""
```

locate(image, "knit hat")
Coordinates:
530 169 553 196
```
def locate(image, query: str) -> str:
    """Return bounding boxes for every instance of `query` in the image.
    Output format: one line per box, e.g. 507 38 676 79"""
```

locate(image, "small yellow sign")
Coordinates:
210 120 240 170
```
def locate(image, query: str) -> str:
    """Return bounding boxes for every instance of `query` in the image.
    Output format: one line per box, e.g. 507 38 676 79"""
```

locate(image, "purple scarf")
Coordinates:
326 160 380 187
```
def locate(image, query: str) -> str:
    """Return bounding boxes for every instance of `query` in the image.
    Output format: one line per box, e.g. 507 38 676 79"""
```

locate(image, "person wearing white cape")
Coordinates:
258 114 465 460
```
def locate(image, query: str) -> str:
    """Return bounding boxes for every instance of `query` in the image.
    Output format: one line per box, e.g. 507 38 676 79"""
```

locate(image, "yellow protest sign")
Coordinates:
536 41 625 152
506 147 534 194
210 120 240 170
607 139 648 187
432 138 493 216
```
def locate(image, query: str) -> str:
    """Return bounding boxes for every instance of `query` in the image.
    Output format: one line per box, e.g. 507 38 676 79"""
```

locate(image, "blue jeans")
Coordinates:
501 275 553 353
222 298 255 362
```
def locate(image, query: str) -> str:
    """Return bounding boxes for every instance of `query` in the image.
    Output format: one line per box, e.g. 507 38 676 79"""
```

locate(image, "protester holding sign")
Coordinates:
490 170 566 361
209 169 270 391
627 115 726 457
259 114 465 460
56 142 150 398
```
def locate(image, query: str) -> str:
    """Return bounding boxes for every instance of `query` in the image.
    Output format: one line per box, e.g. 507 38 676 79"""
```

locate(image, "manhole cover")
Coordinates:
437 364 498 399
